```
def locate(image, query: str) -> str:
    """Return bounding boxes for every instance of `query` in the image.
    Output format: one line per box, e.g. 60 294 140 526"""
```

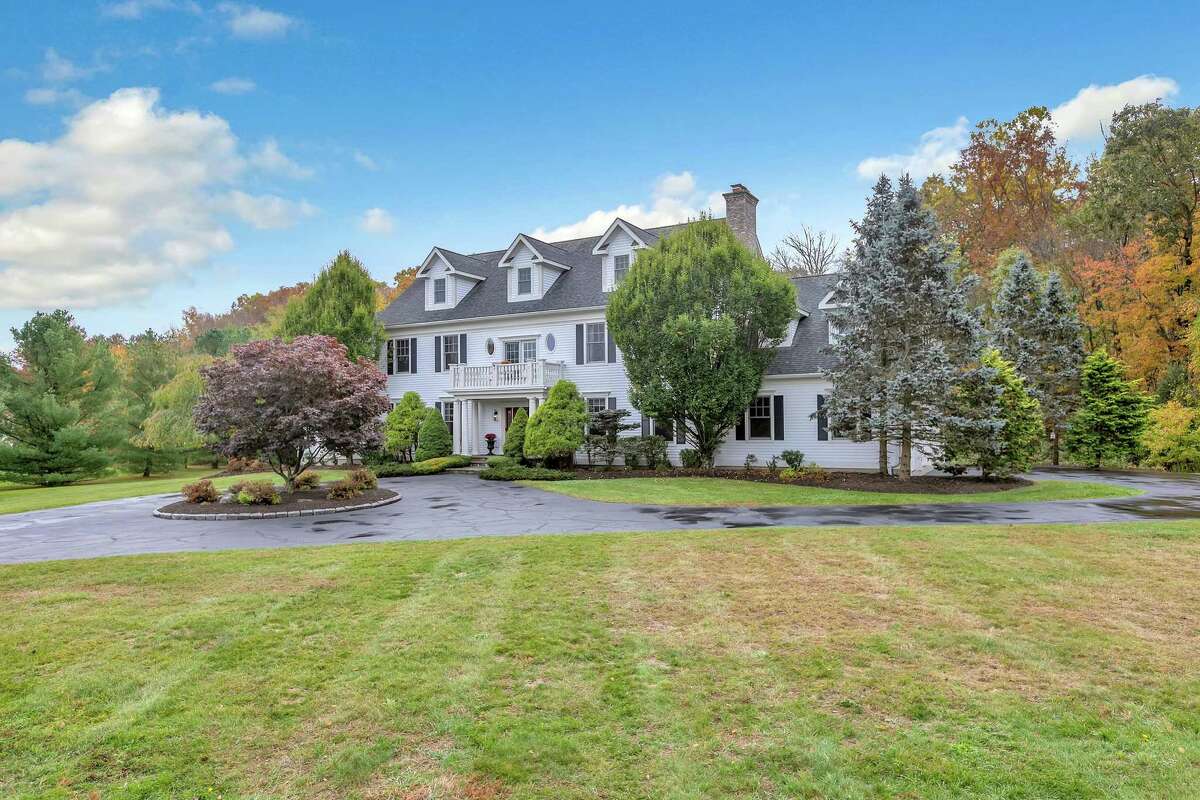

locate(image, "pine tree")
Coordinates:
414 408 453 462
384 391 427 462
1065 349 1151 467
827 174 985 479
991 259 1084 465
938 350 1043 479
117 330 182 477
523 379 588 467
279 250 384 361
0 311 121 485
503 407 529 461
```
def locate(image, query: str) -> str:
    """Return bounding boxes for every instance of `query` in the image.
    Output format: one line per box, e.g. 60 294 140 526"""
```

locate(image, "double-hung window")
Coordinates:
516 266 532 295
749 395 773 439
504 338 537 363
441 401 454 438
443 335 459 367
585 322 606 363
587 396 608 435
433 277 447 304
613 254 630 285
392 338 410 373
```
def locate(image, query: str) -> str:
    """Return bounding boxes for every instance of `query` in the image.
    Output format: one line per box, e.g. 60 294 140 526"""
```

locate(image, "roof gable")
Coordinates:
415 247 487 281
591 218 656 254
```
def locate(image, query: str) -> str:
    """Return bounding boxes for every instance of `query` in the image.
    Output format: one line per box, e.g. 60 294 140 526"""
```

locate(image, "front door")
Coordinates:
504 407 524 429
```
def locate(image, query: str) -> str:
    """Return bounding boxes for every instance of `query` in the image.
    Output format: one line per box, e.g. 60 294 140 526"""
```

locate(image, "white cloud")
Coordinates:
1051 75 1179 141
856 117 969 181
217 3 299 39
360 207 394 235
209 76 256 95
101 0 200 19
225 190 316 229
531 171 721 242
24 87 88 107
248 138 312 179
353 150 379 171
0 87 308 309
41 48 106 83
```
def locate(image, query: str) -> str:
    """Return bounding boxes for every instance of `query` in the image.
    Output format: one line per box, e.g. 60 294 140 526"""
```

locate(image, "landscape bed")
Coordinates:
1 521 1196 798
155 486 398 518
522 475 1140 507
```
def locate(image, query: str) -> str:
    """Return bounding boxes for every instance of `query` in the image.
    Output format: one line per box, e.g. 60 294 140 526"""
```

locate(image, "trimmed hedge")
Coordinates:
486 455 518 468
373 455 471 477
479 465 576 481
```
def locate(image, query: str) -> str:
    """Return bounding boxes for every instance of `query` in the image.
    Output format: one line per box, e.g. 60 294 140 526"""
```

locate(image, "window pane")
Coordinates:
522 339 537 362
586 322 606 363
441 402 454 437
504 341 519 361
444 336 458 366
395 339 409 373
517 267 532 295
749 396 772 438
613 254 629 284
653 418 673 440
434 278 446 303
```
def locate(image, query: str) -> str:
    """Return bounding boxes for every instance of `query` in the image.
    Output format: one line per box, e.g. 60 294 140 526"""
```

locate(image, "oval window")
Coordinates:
485 337 495 355
545 333 555 352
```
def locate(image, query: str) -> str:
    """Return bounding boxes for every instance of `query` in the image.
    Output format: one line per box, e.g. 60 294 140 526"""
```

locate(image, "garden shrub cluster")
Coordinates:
181 479 219 504
486 455 518 468
235 480 280 505
373 455 471 477
479 465 576 481
293 470 322 490
325 468 379 500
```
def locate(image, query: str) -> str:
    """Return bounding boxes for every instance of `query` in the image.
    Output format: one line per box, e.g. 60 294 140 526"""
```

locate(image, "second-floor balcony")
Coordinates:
449 359 566 393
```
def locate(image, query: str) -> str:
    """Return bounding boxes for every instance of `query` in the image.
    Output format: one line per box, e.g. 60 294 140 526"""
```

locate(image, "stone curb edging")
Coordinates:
153 492 401 521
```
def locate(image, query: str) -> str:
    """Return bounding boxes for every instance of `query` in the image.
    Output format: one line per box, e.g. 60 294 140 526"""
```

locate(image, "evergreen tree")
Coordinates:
117 330 182 477
937 350 1043 479
279 250 384 361
503 407 529 461
0 311 120 485
1035 272 1086 464
606 218 795 466
826 174 985 479
825 175 898 474
1065 349 1151 467
384 391 427 462
991 252 1044 378
414 408 453 461
523 380 588 467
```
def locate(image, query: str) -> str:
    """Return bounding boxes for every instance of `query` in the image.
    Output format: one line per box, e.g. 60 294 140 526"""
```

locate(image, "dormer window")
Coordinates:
613 254 630 285
433 278 447 304
517 266 532 295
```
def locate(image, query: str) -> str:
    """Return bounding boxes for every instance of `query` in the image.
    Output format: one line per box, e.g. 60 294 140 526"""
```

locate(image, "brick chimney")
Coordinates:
722 183 761 256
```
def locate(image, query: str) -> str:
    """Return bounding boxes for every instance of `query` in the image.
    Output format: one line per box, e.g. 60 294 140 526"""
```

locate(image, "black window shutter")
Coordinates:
817 395 828 441
575 324 585 365
773 395 785 440
459 333 467 364
435 401 442 415
606 328 616 363
434 336 442 372
735 412 746 440
675 420 686 445
409 337 417 373
607 397 617 411
641 415 650 436
386 339 394 375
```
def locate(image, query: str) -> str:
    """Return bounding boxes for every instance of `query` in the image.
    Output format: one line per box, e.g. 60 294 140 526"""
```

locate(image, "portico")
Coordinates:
448 393 544 456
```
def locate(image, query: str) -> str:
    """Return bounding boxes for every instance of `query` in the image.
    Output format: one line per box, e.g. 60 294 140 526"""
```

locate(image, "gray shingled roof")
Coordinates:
378 221 839 376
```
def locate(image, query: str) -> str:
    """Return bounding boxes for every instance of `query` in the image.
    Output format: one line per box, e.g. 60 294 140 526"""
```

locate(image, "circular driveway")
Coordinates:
0 469 1197 565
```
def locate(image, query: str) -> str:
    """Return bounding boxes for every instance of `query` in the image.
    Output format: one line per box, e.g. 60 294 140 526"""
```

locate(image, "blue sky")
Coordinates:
0 0 1194 347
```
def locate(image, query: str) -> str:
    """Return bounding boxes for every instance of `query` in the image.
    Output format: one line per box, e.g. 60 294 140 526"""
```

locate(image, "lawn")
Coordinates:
2 522 1197 798
523 476 1140 507
0 467 352 516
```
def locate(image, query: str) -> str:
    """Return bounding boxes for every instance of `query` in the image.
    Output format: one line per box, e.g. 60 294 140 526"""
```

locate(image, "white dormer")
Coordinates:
498 234 572 303
593 218 650 292
415 248 486 311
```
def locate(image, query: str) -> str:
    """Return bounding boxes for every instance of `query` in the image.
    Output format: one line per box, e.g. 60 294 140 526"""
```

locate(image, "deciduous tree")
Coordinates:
194 336 388 490
384 391 426 462
607 218 795 467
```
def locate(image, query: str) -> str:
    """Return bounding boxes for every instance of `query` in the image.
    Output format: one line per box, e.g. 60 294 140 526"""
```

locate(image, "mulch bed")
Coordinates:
157 487 397 516
569 468 1031 495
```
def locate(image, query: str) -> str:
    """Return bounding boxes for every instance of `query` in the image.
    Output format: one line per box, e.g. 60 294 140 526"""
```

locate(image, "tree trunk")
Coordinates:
142 464 150 478
898 423 912 481
878 432 889 476
1050 427 1060 466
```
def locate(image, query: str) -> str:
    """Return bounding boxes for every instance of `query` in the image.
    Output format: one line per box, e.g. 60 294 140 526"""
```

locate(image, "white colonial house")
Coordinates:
377 183 928 471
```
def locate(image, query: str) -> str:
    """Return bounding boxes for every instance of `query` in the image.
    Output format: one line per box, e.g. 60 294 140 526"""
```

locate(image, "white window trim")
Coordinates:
747 394 774 440
503 337 538 363
442 334 460 367
584 321 607 364
432 276 449 306
516 265 533 295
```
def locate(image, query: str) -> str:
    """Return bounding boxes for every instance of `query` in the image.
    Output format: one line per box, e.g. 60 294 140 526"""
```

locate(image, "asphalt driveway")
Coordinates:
0 469 1197 564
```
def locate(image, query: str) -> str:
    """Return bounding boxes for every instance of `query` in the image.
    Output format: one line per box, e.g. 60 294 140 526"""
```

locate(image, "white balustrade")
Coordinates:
449 360 565 391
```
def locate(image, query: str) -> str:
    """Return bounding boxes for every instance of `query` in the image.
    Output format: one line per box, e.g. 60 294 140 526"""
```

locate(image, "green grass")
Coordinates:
2 521 1198 798
522 476 1141 507
0 467 351 516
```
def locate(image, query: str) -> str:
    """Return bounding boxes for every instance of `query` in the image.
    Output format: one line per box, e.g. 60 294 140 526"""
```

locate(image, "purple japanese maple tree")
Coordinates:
195 335 389 490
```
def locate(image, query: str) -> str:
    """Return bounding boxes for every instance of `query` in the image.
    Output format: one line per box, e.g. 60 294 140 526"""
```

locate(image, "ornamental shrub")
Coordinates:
503 408 529 460
1065 349 1151 468
236 480 280 505
373 455 471 477
487 455 518 468
293 470 321 490
679 449 703 469
385 391 427 462
524 380 588 466
780 450 805 469
480 465 576 481
348 467 378 490
181 479 219 504
414 408 453 461
325 477 363 500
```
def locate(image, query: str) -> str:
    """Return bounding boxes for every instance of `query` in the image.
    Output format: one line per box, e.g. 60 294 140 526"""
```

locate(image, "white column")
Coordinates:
453 399 464 454
463 400 474 455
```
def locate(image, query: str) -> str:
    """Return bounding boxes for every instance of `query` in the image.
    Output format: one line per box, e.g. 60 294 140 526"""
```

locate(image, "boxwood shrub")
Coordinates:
479 465 575 481
373 455 472 477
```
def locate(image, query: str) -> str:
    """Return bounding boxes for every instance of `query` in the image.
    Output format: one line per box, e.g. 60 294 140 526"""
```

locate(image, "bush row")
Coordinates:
373 455 472 477
479 465 576 481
